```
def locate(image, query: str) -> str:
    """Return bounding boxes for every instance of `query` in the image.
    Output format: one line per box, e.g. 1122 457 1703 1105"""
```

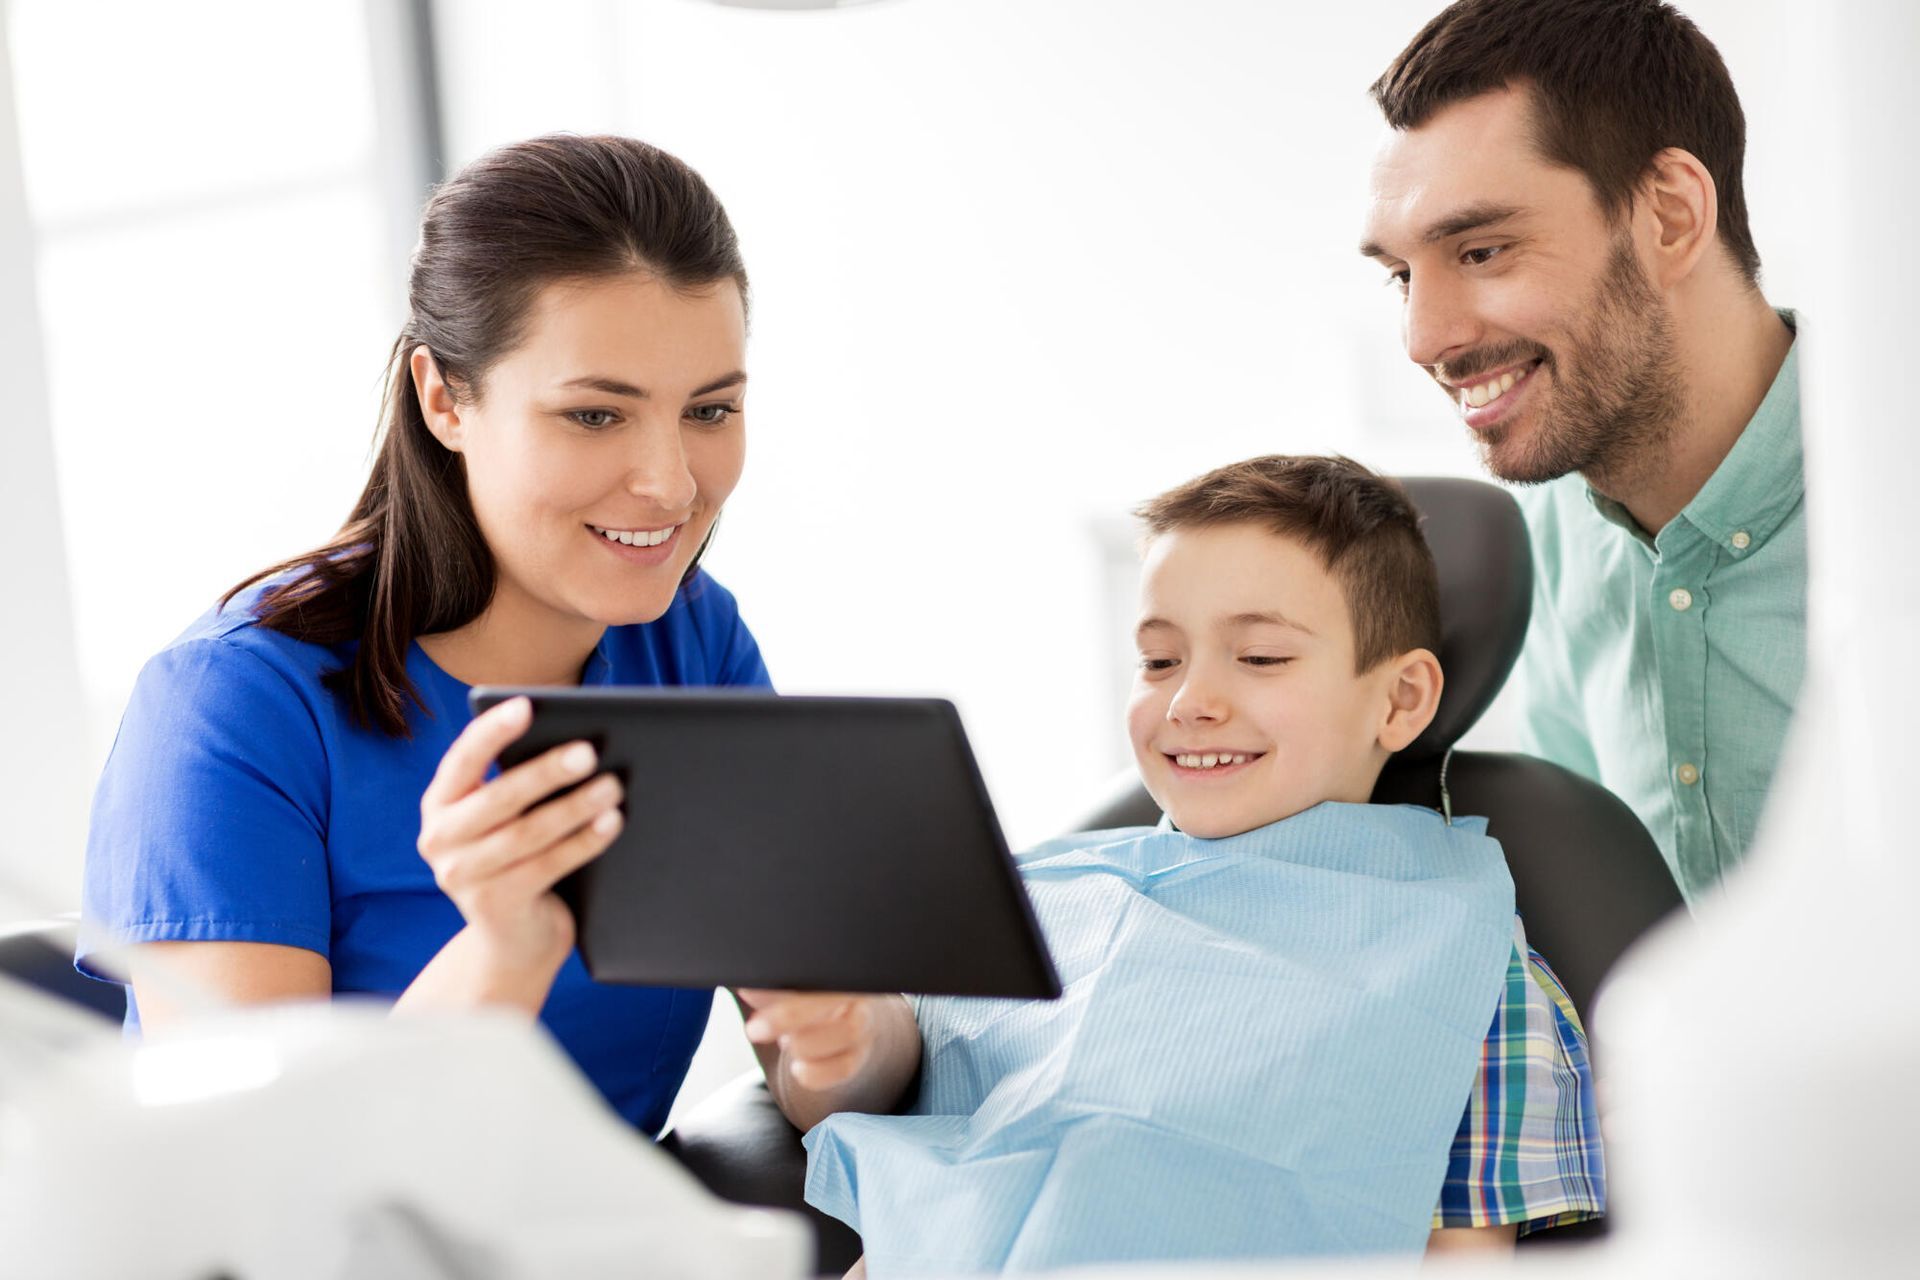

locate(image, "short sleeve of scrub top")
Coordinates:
80 568 771 1135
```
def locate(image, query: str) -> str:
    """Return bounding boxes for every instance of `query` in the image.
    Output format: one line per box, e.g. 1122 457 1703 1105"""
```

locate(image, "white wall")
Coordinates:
0 6 87 912
2 0 393 907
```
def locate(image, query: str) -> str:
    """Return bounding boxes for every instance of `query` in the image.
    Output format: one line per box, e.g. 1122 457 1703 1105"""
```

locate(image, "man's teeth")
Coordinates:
594 525 675 547
1175 753 1255 769
1462 364 1530 409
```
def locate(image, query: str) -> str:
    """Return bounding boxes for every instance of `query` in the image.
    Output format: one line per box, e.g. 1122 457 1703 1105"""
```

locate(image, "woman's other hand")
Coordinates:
396 695 623 1015
736 989 923 1130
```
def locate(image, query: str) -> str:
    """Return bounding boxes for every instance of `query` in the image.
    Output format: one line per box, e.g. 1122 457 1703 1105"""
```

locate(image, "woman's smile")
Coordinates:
587 519 686 565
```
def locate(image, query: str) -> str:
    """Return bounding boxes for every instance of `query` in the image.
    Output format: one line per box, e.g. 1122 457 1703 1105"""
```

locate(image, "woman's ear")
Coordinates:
1377 648 1443 754
409 344 464 451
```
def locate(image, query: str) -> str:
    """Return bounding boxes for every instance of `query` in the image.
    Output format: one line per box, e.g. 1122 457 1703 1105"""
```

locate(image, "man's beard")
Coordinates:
1471 237 1685 488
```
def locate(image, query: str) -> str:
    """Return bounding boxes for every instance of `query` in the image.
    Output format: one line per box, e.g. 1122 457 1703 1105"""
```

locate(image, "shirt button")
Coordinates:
1676 762 1700 786
1731 530 1752 550
1669 588 1694 611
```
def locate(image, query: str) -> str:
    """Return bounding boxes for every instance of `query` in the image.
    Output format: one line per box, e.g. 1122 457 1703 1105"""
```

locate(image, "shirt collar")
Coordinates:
581 633 615 686
1584 309 1802 556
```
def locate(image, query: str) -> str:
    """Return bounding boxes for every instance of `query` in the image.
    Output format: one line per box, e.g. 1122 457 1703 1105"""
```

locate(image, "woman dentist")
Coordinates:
79 135 919 1136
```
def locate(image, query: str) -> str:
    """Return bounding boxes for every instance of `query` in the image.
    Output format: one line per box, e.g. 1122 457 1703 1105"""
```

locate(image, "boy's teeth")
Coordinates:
1175 753 1252 769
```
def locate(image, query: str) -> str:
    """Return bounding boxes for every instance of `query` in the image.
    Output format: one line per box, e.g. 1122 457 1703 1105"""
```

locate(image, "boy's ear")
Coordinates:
1376 647 1443 754
410 344 465 452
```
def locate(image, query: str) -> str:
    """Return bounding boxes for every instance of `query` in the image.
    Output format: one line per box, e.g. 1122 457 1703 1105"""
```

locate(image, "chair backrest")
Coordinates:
1072 475 1683 1024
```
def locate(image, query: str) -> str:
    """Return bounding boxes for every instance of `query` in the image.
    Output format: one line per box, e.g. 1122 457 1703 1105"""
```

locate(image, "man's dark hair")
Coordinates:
1135 456 1441 673
1371 0 1761 286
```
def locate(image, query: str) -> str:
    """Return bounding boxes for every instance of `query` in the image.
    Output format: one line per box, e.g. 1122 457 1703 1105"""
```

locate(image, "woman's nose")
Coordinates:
624 422 698 511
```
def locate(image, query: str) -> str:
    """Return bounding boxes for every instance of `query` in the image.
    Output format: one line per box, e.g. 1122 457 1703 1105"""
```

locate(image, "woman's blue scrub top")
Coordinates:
79 570 771 1135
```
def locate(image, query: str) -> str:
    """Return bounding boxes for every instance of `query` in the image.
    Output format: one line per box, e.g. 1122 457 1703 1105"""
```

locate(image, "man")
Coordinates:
1358 0 1801 906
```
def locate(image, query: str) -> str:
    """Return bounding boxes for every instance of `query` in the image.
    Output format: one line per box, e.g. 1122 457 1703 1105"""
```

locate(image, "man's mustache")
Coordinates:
1432 341 1553 387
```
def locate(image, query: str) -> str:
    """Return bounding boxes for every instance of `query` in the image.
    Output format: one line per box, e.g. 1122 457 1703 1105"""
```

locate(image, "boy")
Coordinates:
794 457 1603 1275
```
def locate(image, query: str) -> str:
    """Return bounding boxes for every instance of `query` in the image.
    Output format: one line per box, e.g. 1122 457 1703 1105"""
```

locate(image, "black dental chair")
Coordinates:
663 476 1683 1274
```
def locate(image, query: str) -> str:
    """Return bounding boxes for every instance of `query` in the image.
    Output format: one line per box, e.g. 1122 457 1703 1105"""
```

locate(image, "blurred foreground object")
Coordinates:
0 993 807 1280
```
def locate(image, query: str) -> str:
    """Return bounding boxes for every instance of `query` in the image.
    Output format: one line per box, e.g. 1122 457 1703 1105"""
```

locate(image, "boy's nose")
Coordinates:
1167 676 1227 724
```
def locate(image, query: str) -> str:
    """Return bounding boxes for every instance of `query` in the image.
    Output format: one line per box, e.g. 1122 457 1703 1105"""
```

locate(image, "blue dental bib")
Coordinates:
804 802 1515 1275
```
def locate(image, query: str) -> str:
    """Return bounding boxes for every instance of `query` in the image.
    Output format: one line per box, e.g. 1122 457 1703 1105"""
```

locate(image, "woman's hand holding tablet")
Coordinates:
395 696 626 1016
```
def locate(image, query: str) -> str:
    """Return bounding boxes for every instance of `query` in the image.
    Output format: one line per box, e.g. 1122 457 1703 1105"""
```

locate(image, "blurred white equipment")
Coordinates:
0 981 808 1280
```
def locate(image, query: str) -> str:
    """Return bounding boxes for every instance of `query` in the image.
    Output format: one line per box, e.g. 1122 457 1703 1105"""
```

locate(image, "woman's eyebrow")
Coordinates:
557 370 748 398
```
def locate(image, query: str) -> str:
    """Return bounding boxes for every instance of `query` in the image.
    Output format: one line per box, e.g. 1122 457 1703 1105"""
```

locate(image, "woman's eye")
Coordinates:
567 409 620 430
688 403 738 426
1461 245 1503 267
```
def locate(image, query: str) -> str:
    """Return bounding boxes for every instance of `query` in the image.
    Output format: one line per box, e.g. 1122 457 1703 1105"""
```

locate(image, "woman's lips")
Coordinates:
587 521 682 565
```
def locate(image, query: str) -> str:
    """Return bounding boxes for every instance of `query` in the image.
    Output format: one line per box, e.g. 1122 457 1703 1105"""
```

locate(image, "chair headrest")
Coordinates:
1396 476 1533 762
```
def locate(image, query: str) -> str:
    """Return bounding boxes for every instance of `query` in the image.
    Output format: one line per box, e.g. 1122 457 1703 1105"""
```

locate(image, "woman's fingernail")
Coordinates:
564 743 596 774
593 808 622 835
744 1017 769 1040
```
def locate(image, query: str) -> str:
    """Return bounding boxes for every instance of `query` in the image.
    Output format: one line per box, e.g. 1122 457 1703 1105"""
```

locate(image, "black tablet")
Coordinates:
468 687 1061 1000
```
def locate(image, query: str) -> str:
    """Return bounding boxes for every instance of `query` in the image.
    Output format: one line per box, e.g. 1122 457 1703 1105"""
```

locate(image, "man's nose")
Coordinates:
1402 272 1479 372
624 420 698 511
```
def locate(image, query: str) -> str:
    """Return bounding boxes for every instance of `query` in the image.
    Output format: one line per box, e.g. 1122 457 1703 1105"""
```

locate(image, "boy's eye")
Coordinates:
567 408 620 430
1241 655 1293 667
688 403 738 426
1139 657 1179 672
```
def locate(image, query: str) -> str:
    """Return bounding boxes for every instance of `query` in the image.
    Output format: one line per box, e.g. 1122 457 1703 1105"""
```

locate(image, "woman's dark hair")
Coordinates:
1370 0 1761 286
225 134 749 737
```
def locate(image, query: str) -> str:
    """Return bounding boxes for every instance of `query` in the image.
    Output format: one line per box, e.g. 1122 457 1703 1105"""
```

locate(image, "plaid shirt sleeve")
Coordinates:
1432 917 1607 1235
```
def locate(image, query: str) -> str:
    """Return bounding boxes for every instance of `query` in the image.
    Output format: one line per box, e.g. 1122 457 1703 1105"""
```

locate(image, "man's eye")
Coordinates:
567 409 619 430
688 403 738 426
1384 267 1410 292
1461 245 1503 267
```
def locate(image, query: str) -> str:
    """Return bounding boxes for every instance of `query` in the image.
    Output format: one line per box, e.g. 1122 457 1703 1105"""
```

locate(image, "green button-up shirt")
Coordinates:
1512 320 1805 905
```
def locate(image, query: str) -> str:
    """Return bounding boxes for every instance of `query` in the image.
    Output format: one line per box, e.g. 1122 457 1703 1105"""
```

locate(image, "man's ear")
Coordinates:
1637 145 1719 291
1376 647 1443 754
409 344 465 452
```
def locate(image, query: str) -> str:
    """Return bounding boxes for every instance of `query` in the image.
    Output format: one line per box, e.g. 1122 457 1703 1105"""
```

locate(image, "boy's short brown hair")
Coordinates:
1135 455 1441 673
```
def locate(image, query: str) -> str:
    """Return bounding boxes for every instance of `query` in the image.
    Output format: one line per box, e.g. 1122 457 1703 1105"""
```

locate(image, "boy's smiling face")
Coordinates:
1127 523 1432 839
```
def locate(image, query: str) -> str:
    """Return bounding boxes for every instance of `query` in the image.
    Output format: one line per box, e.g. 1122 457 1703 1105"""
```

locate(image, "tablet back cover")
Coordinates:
474 689 1060 999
